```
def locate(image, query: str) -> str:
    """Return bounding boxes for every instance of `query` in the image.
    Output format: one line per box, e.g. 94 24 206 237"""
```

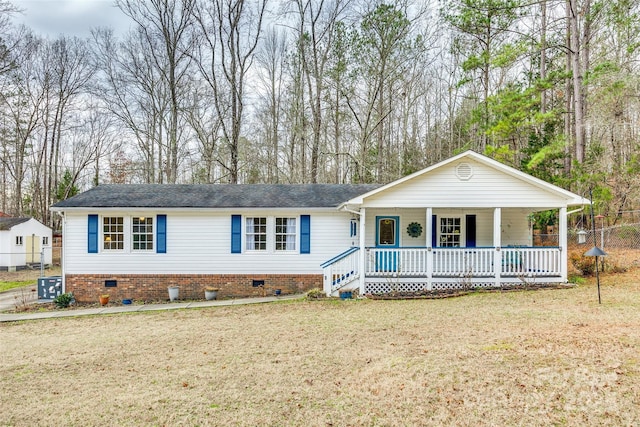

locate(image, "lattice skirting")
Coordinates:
365 281 510 294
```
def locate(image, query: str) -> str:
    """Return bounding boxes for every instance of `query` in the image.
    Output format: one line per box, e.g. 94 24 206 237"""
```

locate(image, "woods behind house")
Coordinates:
0 0 638 228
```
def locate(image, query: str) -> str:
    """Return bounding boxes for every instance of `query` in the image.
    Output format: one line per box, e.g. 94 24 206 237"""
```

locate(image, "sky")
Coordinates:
13 0 132 38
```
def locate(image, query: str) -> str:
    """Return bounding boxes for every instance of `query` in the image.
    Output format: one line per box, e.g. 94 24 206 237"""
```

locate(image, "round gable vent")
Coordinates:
455 163 473 180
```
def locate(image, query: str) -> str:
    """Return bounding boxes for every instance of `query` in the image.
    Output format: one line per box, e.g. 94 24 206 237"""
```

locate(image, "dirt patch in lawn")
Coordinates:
0 266 61 283
1 268 640 426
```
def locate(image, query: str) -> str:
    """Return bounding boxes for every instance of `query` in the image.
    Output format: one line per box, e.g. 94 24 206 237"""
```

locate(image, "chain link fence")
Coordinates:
565 223 640 272
566 223 640 250
0 246 61 273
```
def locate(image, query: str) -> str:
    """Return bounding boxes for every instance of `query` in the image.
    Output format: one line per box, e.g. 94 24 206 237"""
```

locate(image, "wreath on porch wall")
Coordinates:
406 222 423 238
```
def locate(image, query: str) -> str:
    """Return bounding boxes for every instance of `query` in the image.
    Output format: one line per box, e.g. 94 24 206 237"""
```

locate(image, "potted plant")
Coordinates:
99 294 110 306
205 287 219 301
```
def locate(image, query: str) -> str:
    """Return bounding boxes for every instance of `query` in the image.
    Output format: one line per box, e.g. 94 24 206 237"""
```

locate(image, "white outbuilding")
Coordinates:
0 217 53 271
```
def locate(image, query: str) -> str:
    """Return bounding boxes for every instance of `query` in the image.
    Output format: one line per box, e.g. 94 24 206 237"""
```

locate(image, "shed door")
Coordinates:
25 234 41 263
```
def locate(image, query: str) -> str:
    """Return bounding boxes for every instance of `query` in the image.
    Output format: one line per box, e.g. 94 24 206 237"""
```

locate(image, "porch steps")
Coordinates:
322 247 361 297
330 271 358 294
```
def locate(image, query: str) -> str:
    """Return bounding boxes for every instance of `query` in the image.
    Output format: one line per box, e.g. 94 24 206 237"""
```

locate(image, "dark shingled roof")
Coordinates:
51 184 382 209
0 217 30 230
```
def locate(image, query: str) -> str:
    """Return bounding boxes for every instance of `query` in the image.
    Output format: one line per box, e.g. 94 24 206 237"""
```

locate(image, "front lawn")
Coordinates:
0 280 37 293
1 268 639 426
0 266 60 292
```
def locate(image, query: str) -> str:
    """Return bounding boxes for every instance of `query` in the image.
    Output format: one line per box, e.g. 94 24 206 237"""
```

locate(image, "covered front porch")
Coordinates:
320 151 587 297
322 206 569 297
323 245 563 296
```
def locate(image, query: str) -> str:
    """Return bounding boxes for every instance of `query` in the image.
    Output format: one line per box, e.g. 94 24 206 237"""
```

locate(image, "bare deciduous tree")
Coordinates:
116 0 196 183
193 0 267 183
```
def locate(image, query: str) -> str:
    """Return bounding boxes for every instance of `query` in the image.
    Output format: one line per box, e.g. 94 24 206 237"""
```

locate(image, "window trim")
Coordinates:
42 236 49 246
16 236 23 246
438 216 464 247
102 216 125 252
245 217 268 252
275 217 297 252
241 215 304 254
375 216 400 247
132 216 154 252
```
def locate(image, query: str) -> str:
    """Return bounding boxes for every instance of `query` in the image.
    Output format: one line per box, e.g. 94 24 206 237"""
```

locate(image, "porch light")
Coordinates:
577 230 587 244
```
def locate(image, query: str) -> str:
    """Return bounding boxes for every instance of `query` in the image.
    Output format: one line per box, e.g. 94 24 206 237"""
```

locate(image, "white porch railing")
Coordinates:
320 246 563 296
433 248 494 277
321 247 360 295
364 247 562 278
501 246 562 277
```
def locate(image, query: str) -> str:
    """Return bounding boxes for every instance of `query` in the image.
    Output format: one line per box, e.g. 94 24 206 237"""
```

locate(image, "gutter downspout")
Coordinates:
567 207 585 215
54 211 65 294
340 206 362 217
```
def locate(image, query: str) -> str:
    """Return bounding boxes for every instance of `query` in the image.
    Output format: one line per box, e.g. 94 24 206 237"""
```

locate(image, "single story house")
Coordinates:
51 151 588 302
0 217 53 271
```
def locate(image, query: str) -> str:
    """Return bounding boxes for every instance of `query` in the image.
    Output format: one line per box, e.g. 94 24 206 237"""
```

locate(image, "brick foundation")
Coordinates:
64 273 322 303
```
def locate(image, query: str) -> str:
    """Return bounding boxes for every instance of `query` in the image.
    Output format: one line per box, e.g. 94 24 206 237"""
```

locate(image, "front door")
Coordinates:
375 216 399 272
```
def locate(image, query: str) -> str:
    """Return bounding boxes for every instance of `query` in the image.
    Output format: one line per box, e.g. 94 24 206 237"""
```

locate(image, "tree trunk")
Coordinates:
569 0 585 164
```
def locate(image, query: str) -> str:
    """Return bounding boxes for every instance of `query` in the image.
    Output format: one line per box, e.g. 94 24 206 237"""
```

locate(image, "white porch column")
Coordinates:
426 207 433 291
494 208 502 287
559 207 568 282
359 208 366 295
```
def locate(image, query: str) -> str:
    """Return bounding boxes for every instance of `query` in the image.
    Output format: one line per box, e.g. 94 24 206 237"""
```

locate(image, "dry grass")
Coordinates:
2 269 640 426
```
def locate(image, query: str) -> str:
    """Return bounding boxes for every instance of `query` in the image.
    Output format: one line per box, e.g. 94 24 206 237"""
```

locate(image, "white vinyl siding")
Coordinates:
363 159 568 209
62 210 353 275
501 210 533 246
364 208 525 248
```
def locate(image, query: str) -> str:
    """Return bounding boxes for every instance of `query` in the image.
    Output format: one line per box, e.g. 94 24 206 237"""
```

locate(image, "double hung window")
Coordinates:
244 217 298 252
246 217 267 251
275 218 296 251
89 214 163 253
103 217 124 250
132 217 154 251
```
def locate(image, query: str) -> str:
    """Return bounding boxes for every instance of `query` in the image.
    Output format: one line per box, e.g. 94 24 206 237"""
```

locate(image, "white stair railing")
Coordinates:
321 247 360 295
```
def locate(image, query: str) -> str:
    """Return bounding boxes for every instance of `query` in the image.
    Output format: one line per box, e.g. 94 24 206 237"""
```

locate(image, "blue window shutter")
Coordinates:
231 215 242 253
300 215 311 254
157 215 167 253
88 214 98 253
431 215 437 248
465 215 476 248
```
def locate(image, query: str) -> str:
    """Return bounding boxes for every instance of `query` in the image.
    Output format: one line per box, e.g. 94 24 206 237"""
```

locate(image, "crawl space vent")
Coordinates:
455 163 473 180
